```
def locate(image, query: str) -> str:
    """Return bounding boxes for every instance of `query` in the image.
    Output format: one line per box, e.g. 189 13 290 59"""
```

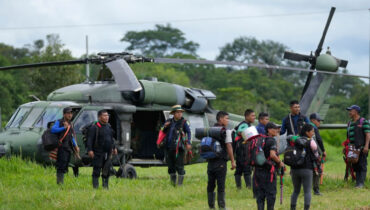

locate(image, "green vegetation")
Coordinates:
0 24 368 126
0 142 369 210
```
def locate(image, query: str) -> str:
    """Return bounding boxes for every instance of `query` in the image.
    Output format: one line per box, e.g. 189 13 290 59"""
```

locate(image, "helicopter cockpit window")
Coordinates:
21 107 44 128
74 110 98 133
34 107 63 128
7 107 31 128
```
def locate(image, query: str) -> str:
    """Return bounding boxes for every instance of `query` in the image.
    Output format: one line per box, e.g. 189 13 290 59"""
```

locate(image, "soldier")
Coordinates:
207 111 236 210
234 109 255 189
346 105 370 188
254 122 284 210
280 100 309 136
87 110 117 189
162 105 192 186
51 107 80 185
256 112 269 135
309 113 326 195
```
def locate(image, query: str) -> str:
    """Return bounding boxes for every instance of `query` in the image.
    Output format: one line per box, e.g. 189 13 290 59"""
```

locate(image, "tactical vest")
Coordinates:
284 114 306 135
348 118 366 148
165 118 186 150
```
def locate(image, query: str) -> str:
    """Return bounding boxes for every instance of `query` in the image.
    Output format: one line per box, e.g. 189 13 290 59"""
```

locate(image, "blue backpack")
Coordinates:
200 137 223 159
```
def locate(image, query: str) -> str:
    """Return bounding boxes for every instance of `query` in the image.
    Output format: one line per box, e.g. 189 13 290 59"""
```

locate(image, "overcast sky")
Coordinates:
0 0 369 79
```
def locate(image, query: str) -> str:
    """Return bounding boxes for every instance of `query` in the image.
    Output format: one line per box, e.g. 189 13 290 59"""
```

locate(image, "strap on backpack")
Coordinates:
58 125 71 146
289 114 295 136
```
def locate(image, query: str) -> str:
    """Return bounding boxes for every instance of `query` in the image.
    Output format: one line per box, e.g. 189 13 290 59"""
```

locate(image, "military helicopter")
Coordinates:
0 7 367 178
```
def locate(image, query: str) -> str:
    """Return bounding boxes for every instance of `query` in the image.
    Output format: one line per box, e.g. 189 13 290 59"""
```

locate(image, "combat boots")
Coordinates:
207 192 215 209
102 177 109 189
217 192 226 210
235 175 242 189
290 204 296 210
57 173 64 185
170 173 177 186
92 177 99 189
304 205 310 210
257 201 264 210
177 175 184 186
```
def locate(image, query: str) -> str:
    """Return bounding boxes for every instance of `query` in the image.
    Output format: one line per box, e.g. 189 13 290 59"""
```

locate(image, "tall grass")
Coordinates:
0 143 369 210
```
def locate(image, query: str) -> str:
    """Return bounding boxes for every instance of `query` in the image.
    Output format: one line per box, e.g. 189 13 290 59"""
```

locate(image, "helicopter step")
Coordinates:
128 158 164 166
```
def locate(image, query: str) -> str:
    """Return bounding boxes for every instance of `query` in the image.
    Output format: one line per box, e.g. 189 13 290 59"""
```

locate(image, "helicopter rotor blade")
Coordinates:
0 59 89 71
154 57 369 79
283 51 311 62
105 58 142 92
315 7 336 57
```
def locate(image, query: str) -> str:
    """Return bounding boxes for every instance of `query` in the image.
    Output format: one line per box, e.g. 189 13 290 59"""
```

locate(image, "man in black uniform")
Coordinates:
234 109 255 189
87 110 117 189
162 105 192 186
280 100 309 136
309 113 326 195
254 122 284 210
208 111 236 209
51 107 80 185
346 105 370 188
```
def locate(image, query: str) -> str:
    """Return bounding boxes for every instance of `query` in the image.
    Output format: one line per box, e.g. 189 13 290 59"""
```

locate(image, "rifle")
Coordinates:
279 166 285 205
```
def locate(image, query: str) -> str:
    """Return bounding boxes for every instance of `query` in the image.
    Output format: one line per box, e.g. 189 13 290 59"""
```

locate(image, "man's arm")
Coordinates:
226 143 236 170
51 120 65 134
363 133 370 154
280 118 286 135
270 150 284 168
183 121 192 150
87 126 96 152
315 129 325 152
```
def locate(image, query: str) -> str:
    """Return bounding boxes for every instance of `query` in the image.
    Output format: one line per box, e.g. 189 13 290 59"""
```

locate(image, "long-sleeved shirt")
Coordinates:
280 113 309 135
309 122 325 153
164 117 191 149
256 123 266 135
51 120 77 147
87 123 115 153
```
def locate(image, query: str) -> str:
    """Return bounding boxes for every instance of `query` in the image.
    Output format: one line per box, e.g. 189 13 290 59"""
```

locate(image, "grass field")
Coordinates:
0 143 369 210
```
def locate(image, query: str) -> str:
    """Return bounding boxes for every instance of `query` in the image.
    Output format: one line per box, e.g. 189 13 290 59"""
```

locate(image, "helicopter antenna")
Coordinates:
85 35 90 82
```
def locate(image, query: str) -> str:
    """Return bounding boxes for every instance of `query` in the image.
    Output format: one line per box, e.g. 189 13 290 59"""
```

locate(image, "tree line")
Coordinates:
0 24 368 126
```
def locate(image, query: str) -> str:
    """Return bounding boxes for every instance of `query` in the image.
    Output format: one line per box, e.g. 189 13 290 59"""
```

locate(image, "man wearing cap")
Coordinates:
254 122 284 210
309 113 326 195
280 100 309 136
234 109 255 189
346 105 370 188
161 105 192 186
51 107 80 185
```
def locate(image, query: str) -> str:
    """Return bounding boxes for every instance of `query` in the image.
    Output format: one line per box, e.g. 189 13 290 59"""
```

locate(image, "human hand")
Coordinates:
112 148 118 155
231 161 236 170
88 151 94 158
186 144 192 151
363 147 369 155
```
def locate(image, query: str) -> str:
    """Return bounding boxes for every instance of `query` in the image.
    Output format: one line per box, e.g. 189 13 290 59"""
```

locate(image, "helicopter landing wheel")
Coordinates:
116 164 137 179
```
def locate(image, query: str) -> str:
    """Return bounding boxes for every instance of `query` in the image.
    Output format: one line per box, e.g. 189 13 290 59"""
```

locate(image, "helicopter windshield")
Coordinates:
21 107 44 128
7 107 31 128
34 107 63 128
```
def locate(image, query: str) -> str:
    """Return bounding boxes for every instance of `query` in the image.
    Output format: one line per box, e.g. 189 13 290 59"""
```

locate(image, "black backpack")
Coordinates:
41 121 59 151
245 135 267 166
283 136 306 167
81 121 99 149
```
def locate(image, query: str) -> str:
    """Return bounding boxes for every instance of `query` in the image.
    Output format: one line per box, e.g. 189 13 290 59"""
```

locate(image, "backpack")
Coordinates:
81 121 99 149
245 135 267 166
41 121 58 151
200 137 223 159
283 136 306 167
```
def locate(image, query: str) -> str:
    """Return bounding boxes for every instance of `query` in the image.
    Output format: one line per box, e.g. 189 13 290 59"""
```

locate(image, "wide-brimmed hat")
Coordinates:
170 105 185 114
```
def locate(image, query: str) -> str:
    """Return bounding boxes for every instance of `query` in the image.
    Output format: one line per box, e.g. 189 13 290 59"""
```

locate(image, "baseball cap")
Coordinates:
63 107 73 114
346 105 361 112
309 113 324 121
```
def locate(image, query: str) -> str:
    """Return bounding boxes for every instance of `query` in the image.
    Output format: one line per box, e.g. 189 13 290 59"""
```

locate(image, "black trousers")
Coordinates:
56 147 71 174
166 149 185 175
254 167 277 209
353 151 368 183
207 159 227 193
92 152 110 178
235 160 251 176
